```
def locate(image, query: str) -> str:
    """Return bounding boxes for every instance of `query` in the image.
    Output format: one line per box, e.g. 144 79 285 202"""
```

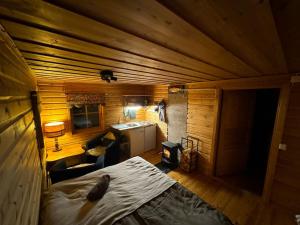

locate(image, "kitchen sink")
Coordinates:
126 123 139 127
111 121 154 130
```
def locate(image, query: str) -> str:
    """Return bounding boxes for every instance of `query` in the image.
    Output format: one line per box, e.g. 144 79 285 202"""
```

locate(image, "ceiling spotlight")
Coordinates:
100 70 117 83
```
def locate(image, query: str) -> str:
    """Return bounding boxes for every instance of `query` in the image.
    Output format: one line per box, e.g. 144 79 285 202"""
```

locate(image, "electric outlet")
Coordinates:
279 143 287 151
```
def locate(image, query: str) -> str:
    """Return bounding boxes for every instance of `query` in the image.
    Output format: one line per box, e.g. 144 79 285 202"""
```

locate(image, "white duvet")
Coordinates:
41 157 176 225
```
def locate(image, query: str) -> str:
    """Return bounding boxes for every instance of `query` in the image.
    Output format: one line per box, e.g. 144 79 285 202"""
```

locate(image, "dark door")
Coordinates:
216 90 256 176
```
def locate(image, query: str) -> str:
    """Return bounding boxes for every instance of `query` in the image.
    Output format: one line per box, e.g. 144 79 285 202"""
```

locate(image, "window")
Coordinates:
70 104 101 132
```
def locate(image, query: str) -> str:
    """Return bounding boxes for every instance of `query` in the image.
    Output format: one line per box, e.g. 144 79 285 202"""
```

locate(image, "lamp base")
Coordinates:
53 146 62 152
53 137 62 152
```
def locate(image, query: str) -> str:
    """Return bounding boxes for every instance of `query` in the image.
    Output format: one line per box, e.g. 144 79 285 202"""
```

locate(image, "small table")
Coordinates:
46 143 85 170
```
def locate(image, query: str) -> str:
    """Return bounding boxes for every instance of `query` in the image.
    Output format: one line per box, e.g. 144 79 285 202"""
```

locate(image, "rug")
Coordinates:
155 162 176 174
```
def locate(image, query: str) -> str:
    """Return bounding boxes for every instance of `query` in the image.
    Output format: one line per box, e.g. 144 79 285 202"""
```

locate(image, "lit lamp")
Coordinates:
44 122 65 152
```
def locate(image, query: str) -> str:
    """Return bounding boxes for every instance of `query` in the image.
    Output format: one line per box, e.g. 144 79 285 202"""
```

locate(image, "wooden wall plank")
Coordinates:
186 87 219 174
0 24 41 225
145 85 168 146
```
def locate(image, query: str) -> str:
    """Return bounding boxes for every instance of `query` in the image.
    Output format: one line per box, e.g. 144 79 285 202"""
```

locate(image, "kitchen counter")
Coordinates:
111 121 155 131
111 121 157 156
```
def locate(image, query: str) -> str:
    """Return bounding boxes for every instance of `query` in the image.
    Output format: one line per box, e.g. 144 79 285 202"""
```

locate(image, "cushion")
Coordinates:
87 174 110 201
86 146 106 157
102 138 114 146
103 131 116 141
67 163 94 169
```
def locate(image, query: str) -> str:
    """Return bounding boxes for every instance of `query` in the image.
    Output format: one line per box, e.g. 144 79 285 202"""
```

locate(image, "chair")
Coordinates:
49 128 123 184
82 128 123 167
49 156 104 184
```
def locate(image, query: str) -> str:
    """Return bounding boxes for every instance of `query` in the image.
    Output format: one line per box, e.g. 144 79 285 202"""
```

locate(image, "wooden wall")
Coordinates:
38 82 147 151
186 86 220 174
0 25 41 225
185 76 300 211
271 82 300 211
145 85 169 147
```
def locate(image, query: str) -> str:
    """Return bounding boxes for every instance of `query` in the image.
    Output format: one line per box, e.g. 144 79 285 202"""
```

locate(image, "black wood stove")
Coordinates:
161 141 180 168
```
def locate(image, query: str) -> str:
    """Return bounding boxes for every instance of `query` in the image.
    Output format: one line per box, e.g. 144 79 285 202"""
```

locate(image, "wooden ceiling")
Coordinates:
0 0 296 85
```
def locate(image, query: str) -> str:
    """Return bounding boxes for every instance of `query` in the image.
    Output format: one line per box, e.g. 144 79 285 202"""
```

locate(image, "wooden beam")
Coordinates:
187 75 291 90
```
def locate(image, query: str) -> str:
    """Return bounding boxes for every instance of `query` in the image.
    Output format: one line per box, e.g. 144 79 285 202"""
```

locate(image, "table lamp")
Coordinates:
44 121 65 152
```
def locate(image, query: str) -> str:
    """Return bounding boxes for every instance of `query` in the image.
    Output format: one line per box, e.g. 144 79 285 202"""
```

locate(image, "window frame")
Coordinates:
70 104 104 134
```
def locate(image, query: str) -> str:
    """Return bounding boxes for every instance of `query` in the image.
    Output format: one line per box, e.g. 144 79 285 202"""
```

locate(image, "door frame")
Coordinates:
208 76 290 202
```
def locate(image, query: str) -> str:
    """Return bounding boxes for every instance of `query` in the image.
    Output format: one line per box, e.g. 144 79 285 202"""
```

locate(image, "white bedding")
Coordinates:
41 156 176 225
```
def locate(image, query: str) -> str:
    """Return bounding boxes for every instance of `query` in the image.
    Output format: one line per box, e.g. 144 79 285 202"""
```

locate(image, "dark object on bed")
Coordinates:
49 156 104 184
115 183 232 225
87 174 110 201
82 128 123 167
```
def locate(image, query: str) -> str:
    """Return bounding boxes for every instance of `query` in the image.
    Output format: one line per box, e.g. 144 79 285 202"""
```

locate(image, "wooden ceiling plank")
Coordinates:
31 66 98 76
32 68 177 83
158 0 288 74
0 19 225 80
271 0 300 73
34 73 159 83
24 54 203 82
25 58 201 83
0 2 238 77
48 0 259 76
32 68 181 83
34 72 169 84
26 59 98 73
34 74 157 83
15 40 209 82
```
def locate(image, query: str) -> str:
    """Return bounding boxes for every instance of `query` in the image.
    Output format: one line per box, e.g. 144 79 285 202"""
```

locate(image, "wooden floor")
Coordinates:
139 150 296 225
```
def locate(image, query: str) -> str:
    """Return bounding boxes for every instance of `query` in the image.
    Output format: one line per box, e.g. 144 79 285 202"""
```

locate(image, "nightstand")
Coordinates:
46 143 85 170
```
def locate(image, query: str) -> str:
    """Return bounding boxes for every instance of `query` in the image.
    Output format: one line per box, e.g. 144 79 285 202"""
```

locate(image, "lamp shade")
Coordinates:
44 122 65 138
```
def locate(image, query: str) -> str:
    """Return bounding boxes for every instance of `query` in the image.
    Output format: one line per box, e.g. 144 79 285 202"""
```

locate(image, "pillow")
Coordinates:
103 131 116 141
87 174 110 201
86 146 106 157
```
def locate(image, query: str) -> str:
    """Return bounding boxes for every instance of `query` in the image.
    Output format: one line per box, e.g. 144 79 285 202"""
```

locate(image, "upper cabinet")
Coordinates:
123 95 152 107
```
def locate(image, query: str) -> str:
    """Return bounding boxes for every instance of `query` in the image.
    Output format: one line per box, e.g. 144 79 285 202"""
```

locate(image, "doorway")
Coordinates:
215 88 280 195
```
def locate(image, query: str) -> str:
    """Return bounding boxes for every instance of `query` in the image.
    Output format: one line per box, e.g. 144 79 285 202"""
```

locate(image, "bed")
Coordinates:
41 157 233 225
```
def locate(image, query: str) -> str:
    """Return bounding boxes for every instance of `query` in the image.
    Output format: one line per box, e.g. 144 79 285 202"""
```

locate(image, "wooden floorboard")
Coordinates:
139 149 296 225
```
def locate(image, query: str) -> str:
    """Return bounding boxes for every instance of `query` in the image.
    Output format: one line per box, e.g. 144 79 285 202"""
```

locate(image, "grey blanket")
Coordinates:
115 183 233 225
41 157 176 225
